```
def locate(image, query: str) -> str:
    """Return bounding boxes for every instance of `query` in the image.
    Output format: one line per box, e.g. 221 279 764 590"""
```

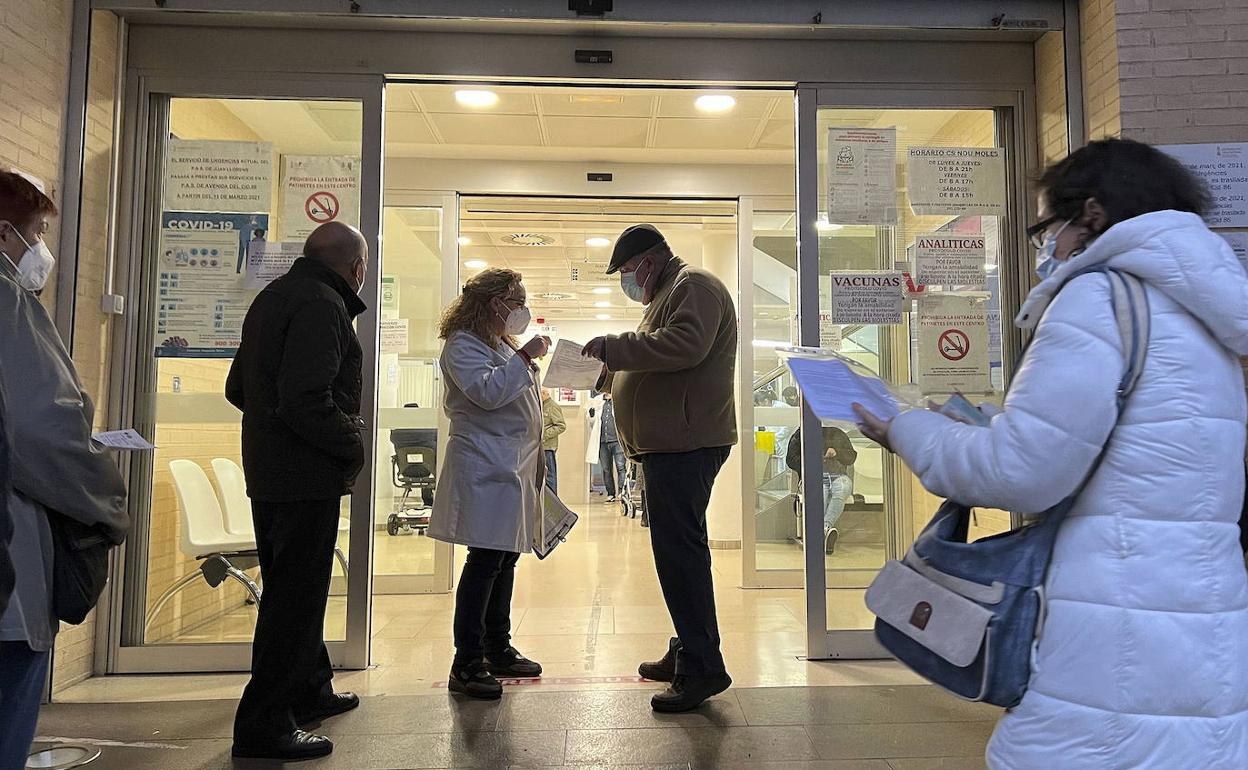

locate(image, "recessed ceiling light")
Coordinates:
457 236 471 246
695 94 736 113
591 287 611 295
454 89 499 108
593 301 611 308
596 314 612 320
464 259 487 270
585 237 611 248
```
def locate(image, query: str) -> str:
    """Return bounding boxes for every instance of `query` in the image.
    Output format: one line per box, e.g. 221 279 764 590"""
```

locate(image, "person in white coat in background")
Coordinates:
428 268 551 700
854 138 1248 769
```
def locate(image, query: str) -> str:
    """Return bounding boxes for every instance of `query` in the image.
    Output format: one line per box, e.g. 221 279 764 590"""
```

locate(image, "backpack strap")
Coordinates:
1104 270 1150 408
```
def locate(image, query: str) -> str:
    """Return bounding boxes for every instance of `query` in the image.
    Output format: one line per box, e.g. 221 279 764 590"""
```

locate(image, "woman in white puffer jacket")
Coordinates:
856 139 1248 769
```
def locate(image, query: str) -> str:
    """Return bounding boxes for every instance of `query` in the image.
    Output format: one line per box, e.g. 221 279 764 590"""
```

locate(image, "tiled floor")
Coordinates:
34 685 997 769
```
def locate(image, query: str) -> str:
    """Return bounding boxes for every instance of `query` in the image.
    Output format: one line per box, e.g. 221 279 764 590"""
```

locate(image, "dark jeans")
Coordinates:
453 547 521 663
0 641 49 769
599 441 627 497
640 446 731 677
234 498 340 742
544 449 557 494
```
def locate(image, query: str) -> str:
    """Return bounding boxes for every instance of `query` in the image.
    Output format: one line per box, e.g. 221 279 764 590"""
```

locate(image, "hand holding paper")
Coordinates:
542 339 607 390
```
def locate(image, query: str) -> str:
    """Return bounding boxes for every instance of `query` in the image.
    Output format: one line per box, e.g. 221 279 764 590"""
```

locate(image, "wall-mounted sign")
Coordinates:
1158 143 1248 228
914 233 987 288
829 271 904 325
164 139 273 213
1221 232 1248 272
826 127 898 225
917 293 991 394
906 147 1006 216
280 155 361 240
381 318 410 354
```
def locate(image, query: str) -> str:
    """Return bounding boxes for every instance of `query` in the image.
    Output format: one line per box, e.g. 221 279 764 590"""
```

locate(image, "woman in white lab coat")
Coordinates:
428 267 551 700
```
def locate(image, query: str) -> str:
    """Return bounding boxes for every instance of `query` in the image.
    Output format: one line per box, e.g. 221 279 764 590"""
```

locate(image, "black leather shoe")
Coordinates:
293 691 360 725
485 646 543 678
638 637 680 682
449 659 503 699
650 672 732 713
231 730 333 761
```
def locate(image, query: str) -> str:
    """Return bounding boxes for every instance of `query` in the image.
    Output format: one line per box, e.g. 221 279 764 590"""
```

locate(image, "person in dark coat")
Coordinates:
226 221 368 761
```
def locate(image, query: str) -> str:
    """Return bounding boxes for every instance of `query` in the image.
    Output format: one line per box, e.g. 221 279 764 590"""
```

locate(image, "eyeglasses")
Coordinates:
1026 215 1062 249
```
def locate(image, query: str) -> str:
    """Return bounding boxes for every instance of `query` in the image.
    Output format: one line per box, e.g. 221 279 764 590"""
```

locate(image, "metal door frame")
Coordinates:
105 72 384 673
796 83 1036 659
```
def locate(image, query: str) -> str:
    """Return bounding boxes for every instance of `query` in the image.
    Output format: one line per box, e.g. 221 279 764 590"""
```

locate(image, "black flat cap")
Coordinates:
606 224 666 274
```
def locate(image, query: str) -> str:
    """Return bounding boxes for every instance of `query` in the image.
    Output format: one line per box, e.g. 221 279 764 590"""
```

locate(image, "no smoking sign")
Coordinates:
305 191 340 224
938 329 970 361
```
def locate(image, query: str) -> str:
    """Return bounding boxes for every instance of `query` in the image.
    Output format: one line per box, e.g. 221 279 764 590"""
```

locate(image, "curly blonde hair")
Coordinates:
438 267 523 344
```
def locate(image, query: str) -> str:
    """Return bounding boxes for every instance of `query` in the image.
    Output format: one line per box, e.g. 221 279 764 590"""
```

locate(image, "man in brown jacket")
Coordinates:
583 224 737 713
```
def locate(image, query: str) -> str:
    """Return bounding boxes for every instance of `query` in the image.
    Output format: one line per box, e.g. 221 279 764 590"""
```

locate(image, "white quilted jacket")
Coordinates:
890 211 1248 769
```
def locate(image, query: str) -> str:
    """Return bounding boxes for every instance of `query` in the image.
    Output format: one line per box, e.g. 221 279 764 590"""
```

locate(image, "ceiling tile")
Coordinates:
653 118 762 150
384 112 438 145
544 116 650 148
429 114 543 145
538 92 655 118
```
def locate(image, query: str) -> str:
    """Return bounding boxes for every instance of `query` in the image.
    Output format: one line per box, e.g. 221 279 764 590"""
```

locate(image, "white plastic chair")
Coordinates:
144 460 262 633
210 457 348 577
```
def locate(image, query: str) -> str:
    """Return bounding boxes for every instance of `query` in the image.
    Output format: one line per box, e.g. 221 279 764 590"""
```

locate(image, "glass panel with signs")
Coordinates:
814 108 1012 633
129 97 363 647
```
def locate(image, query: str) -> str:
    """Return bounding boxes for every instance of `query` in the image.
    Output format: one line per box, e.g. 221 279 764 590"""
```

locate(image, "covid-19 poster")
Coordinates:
155 212 268 357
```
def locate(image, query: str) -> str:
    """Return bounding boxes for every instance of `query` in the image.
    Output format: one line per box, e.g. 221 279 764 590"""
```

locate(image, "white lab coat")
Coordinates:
889 211 1248 769
427 331 543 553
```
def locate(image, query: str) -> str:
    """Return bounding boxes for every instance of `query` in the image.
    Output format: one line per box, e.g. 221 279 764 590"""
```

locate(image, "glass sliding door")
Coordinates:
110 75 382 672
796 86 1033 659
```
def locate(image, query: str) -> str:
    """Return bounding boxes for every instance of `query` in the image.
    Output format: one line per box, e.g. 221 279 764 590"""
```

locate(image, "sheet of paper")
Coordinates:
541 339 604 390
92 429 156 451
785 356 901 423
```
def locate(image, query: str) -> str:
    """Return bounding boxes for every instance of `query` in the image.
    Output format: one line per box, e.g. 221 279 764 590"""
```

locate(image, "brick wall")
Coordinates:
1035 30 1070 167
1083 0 1124 140
1114 0 1248 144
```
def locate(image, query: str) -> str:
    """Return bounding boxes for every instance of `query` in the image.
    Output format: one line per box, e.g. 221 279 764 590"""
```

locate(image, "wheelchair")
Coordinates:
386 428 437 536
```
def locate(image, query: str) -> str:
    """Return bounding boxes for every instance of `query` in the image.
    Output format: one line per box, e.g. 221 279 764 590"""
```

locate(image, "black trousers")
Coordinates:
234 498 339 741
640 446 731 677
453 547 521 663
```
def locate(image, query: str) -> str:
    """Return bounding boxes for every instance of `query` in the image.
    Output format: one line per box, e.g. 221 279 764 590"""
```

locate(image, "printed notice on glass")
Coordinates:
826 127 898 225
1158 143 1247 228
280 155 362 240
164 139 273 213
156 212 268 358
1221 232 1248 273
829 271 904 325
244 241 302 289
907 147 1006 216
917 293 991 395
914 233 987 288
380 318 410 355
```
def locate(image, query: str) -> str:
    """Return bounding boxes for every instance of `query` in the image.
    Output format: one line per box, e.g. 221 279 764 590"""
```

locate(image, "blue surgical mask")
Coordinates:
621 259 650 303
1034 220 1071 281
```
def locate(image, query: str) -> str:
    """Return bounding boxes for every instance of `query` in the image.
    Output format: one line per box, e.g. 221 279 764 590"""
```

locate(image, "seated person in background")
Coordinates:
785 426 857 554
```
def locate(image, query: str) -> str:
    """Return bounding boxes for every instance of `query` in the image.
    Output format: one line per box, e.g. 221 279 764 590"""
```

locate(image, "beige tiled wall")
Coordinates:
1082 0 1124 140
1035 30 1070 167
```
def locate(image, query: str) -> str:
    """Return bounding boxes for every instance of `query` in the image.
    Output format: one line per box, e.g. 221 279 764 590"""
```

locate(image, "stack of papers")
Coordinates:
541 339 604 390
785 356 902 423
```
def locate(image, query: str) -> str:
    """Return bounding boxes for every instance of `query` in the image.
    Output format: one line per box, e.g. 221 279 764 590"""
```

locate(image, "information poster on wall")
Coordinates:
1158 143 1248 228
916 293 991 394
155 212 268 357
244 241 302 289
826 127 898 225
164 139 273 213
1222 232 1248 272
906 147 1006 216
914 233 987 288
829 271 904 325
380 318 410 354
381 276 400 314
281 155 361 240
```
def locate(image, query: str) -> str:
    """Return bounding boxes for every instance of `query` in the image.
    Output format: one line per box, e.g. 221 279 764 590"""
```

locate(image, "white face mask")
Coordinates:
499 302 531 335
1 224 55 293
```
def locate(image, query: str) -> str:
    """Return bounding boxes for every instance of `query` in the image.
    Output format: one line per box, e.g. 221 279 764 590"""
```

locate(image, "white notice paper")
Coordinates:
245 241 302 289
380 318 410 354
1158 143 1248 228
907 147 1006 216
1221 231 1248 273
829 272 905 325
164 139 273 213
914 233 987 288
917 293 991 395
92 429 156 451
826 127 898 225
541 339 605 390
